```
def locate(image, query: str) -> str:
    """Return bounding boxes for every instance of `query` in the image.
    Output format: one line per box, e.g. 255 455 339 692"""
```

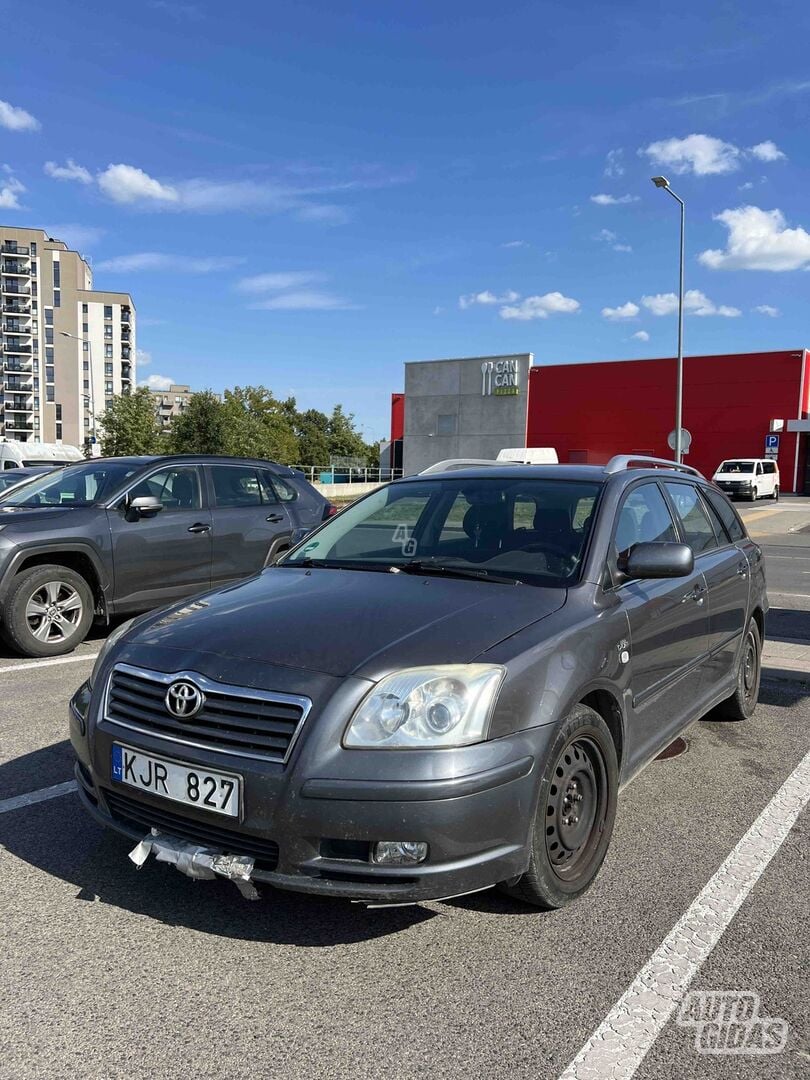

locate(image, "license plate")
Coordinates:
111 743 241 818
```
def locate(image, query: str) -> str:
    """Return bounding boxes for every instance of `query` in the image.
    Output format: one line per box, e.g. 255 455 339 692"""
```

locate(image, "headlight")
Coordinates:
89 618 135 689
344 665 504 749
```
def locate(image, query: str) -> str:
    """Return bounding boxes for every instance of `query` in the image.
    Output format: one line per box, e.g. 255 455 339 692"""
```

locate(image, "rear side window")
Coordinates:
211 465 267 508
266 472 297 502
703 488 746 541
664 482 718 554
614 483 678 560
763 461 777 475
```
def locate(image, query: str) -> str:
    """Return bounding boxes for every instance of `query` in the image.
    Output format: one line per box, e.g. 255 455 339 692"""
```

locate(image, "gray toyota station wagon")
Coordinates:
71 457 766 909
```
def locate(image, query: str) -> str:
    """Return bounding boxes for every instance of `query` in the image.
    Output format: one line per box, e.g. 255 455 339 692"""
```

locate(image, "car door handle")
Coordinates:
187 523 211 534
736 563 748 579
681 585 705 605
265 514 285 523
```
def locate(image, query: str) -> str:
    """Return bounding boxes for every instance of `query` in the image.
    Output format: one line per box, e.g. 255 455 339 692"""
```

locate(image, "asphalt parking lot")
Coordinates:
1 497 809 1080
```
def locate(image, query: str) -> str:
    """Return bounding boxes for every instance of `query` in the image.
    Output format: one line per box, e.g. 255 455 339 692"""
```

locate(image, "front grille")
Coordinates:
105 664 310 763
103 788 280 870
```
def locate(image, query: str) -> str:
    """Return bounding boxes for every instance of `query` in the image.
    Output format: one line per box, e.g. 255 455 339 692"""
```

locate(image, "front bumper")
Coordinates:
71 688 550 903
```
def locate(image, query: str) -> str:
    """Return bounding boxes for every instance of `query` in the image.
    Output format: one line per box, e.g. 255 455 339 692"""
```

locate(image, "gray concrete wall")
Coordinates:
403 353 532 474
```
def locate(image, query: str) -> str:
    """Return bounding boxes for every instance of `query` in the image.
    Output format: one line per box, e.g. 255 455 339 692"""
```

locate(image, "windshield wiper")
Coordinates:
393 560 522 585
277 557 392 572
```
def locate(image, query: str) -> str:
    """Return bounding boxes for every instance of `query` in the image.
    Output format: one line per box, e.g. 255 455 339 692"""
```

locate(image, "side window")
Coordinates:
664 482 718 554
211 466 263 508
129 467 201 510
704 488 745 541
266 472 296 503
614 483 678 561
764 461 776 475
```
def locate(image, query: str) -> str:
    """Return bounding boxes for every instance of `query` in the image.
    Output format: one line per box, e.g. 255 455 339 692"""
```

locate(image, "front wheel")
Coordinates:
0 564 94 657
772 486 779 501
749 487 758 501
500 704 618 909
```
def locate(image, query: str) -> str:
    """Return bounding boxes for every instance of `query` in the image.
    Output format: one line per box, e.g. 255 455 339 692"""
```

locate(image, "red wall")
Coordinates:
390 393 405 441
526 350 809 493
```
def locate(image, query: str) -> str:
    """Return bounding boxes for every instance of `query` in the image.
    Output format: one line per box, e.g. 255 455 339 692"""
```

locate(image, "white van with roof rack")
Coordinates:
0 439 85 471
712 458 779 501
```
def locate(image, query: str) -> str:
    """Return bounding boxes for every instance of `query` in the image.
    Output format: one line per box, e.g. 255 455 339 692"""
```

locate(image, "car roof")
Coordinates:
393 463 712 485
69 454 290 470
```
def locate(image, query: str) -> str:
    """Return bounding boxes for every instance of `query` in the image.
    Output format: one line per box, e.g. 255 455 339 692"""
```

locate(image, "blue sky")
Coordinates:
3 0 809 440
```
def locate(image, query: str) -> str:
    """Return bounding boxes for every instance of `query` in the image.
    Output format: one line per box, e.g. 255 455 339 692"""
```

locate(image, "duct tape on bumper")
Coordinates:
129 828 261 900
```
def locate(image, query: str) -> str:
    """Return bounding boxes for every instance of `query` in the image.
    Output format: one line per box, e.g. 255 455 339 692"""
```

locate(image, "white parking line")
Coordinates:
558 748 810 1080
0 780 77 815
0 653 98 675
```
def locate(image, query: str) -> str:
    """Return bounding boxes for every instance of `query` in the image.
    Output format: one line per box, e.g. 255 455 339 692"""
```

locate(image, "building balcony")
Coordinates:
1 262 32 276
121 309 132 323
121 348 131 360
2 341 32 354
2 302 31 315
0 283 31 296
2 323 32 335
4 419 34 431
1 244 30 256
4 401 34 412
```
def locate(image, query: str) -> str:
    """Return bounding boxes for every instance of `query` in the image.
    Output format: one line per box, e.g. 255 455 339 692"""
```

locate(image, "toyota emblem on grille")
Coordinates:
165 680 204 719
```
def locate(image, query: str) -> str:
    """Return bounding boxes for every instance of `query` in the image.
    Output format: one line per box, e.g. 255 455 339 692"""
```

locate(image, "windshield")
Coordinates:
0 461 139 507
717 461 755 474
281 476 602 586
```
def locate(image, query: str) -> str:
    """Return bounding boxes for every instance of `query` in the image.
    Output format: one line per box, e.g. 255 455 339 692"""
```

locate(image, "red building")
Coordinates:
526 350 809 493
390 350 810 493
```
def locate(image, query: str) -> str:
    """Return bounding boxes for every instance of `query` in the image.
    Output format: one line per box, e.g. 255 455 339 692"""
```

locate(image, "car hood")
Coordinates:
128 567 566 679
0 505 94 528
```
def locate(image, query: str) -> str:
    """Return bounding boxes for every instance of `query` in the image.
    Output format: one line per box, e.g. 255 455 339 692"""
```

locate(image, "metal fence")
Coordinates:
289 465 403 485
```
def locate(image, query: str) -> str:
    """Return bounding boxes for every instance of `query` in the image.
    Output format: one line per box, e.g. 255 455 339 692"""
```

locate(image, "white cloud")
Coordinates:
738 181 754 191
236 271 324 293
602 301 640 320
458 289 519 310
753 304 780 317
46 224 104 249
249 290 356 311
749 140 786 162
0 99 40 132
604 149 625 178
148 0 203 18
590 193 639 206
641 289 741 317
632 330 650 342
698 205 810 271
501 240 528 248
595 227 632 252
97 251 241 273
499 292 580 321
143 373 174 391
97 164 179 204
136 348 152 367
0 174 25 210
641 133 741 175
44 158 92 184
613 243 632 253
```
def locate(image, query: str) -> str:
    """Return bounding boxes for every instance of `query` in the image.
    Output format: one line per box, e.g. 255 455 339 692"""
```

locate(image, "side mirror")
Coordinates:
127 495 163 518
620 541 693 580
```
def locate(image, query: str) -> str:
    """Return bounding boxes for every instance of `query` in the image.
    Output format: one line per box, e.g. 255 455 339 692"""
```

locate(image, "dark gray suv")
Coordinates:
0 455 331 657
70 457 766 910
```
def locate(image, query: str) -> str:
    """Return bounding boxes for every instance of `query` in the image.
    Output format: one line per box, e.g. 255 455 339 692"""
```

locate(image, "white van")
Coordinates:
0 439 85 471
712 458 779 501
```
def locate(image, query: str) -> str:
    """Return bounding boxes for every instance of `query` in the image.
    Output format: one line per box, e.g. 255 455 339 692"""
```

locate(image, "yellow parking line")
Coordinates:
744 509 785 523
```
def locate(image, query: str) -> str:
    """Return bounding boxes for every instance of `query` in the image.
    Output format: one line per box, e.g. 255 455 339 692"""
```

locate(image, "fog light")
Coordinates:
372 841 428 865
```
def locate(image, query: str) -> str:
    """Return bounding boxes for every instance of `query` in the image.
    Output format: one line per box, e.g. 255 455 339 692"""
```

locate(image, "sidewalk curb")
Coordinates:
761 665 810 686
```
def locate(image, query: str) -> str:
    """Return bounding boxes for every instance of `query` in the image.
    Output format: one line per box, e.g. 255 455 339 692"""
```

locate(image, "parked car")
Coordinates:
70 456 766 910
712 458 779 501
0 455 333 657
0 465 59 493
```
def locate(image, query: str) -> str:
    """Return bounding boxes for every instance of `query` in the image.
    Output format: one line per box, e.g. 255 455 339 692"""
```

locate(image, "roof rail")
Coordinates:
419 458 502 475
605 455 704 478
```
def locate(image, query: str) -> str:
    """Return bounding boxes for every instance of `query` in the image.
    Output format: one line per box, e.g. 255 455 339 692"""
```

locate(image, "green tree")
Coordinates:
221 386 299 462
168 390 227 454
327 404 378 465
98 387 161 456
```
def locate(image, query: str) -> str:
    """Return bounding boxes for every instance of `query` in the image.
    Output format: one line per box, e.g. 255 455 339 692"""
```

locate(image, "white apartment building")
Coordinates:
0 225 135 448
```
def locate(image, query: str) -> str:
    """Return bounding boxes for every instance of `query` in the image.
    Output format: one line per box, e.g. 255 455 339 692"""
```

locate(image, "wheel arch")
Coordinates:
1 547 108 617
576 686 625 771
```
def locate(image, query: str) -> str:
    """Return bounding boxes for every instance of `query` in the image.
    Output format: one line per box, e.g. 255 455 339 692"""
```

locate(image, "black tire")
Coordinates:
772 486 779 501
0 564 94 658
749 487 758 502
717 618 761 721
500 704 619 909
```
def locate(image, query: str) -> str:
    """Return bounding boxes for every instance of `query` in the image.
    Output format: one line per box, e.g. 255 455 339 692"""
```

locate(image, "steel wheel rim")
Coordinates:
25 580 83 643
742 630 758 703
545 736 608 882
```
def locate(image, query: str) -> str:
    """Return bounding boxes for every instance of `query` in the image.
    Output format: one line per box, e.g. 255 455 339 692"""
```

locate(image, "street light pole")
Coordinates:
60 330 96 446
651 176 685 463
